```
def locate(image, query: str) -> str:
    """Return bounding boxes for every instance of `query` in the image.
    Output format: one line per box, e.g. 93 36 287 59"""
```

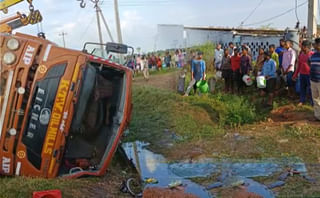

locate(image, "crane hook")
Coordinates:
78 0 86 8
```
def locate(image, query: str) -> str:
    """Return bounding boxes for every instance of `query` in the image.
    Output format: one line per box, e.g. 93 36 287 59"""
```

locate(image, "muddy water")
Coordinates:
122 142 213 198
122 141 308 198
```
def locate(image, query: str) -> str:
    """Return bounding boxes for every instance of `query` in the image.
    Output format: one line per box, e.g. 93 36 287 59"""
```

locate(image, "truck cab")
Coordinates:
0 32 132 178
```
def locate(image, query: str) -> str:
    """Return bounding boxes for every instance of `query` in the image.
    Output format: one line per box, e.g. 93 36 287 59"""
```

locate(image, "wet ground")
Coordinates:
123 142 212 197
122 141 316 198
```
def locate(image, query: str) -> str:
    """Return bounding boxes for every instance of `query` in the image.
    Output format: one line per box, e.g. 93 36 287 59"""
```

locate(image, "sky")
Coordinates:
1 0 318 52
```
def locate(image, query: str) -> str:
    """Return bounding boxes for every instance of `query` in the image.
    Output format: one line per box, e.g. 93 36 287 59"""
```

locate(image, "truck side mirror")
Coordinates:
106 42 128 54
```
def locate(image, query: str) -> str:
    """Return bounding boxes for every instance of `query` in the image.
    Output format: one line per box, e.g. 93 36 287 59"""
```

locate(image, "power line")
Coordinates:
242 0 308 27
240 0 264 26
79 14 95 43
100 0 173 7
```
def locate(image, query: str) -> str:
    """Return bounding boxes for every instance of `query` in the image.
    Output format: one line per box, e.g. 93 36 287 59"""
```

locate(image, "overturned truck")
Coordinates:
0 32 133 178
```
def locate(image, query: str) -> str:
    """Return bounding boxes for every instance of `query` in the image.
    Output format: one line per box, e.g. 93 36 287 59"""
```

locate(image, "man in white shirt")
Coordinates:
282 40 297 97
214 44 223 70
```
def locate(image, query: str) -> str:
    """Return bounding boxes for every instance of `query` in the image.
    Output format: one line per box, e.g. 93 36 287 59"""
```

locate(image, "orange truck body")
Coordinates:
0 32 132 178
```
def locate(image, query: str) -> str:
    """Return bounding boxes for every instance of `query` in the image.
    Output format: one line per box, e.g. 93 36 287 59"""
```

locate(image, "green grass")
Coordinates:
280 125 320 139
0 177 92 198
126 84 269 145
0 152 135 198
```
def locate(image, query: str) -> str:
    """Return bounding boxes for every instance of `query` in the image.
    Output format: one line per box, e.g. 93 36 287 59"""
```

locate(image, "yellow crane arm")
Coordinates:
0 12 29 33
0 0 24 13
0 0 42 33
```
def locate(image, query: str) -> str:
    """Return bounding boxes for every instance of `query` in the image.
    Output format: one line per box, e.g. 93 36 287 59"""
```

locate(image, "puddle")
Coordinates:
122 141 212 198
169 158 307 179
122 141 309 198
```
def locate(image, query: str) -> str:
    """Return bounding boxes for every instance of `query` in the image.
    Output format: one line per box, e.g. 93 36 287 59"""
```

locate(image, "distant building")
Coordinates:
156 24 285 59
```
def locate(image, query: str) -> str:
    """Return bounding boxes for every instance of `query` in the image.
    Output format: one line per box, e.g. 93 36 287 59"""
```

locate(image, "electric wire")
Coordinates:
242 0 308 27
79 14 96 43
240 0 264 27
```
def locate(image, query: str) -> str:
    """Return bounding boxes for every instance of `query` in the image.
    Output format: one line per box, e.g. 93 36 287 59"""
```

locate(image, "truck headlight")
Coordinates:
7 38 20 51
3 52 16 65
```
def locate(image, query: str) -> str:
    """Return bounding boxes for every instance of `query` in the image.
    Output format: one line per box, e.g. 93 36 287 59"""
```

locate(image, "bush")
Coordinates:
128 85 260 143
187 93 257 127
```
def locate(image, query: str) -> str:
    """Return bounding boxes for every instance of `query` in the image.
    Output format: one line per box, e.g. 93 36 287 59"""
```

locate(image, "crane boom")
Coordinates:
0 10 42 33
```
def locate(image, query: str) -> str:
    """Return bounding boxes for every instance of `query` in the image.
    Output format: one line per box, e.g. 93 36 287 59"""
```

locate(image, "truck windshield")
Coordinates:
91 48 128 65
83 43 133 66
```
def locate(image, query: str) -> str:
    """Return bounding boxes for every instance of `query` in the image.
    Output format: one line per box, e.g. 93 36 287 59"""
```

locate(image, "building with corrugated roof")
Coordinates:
156 24 285 59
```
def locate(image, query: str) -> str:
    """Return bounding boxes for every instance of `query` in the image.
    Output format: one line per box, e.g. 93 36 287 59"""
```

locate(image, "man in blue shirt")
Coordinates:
260 51 277 107
184 51 206 96
310 38 320 121
275 39 285 69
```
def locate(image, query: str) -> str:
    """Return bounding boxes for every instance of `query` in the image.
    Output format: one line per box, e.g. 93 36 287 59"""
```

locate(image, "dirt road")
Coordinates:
134 71 180 91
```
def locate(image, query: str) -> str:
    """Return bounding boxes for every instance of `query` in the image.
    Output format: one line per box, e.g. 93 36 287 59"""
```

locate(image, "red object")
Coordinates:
33 190 62 198
231 55 241 71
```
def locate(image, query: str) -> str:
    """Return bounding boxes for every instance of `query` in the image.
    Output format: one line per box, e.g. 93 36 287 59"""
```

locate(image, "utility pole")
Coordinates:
97 5 115 42
59 31 67 48
114 0 123 44
307 0 318 39
78 0 115 57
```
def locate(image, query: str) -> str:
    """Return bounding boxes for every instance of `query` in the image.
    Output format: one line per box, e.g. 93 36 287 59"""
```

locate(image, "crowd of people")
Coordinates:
126 37 320 121
127 49 187 80
190 37 320 121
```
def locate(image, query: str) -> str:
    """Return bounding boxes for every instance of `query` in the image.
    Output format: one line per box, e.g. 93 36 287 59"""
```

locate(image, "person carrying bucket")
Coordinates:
239 47 252 94
260 51 277 107
184 51 206 96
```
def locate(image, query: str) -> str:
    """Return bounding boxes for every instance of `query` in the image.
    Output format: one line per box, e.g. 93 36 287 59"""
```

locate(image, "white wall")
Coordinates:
157 24 184 50
156 25 283 59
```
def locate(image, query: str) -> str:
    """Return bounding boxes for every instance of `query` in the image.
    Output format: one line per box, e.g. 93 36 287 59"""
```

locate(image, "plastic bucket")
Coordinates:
215 71 222 80
196 80 209 93
242 75 253 86
257 76 267 88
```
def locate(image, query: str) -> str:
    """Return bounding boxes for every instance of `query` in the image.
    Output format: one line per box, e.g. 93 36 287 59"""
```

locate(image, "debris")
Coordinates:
217 171 232 182
302 175 317 184
278 172 290 181
278 139 289 143
267 118 274 123
267 181 285 189
288 168 301 176
120 178 143 197
168 180 183 189
145 178 158 184
206 182 223 190
230 179 245 187
32 190 62 198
